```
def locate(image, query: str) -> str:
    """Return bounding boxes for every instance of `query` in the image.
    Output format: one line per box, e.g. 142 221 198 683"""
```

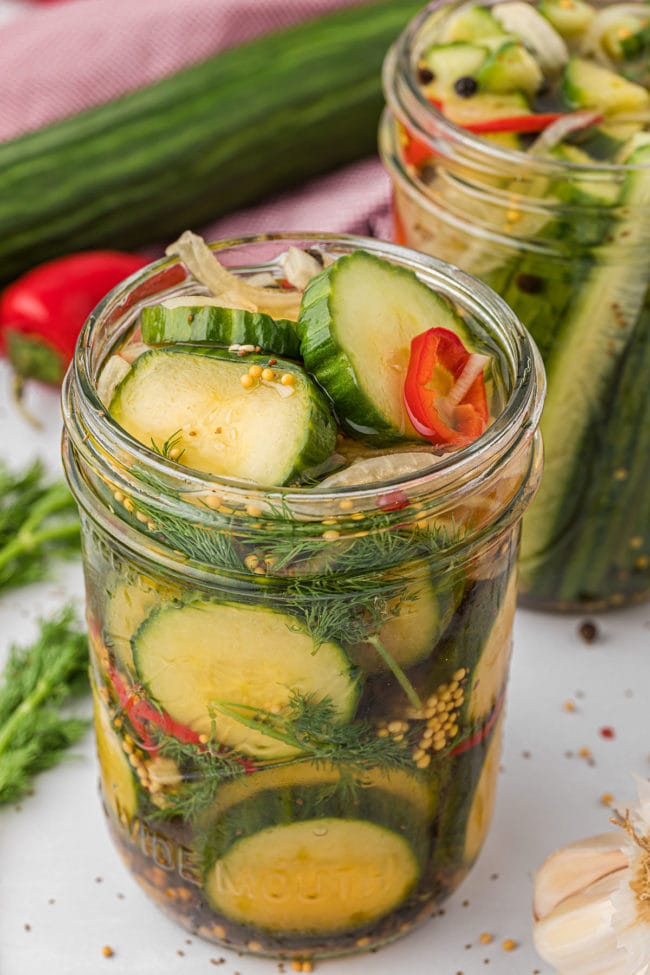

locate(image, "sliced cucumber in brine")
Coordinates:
140 301 302 359
109 348 336 485
299 250 469 444
200 764 431 935
132 600 360 760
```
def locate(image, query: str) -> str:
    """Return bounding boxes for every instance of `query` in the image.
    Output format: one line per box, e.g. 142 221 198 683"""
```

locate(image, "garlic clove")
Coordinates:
534 832 629 921
533 869 630 975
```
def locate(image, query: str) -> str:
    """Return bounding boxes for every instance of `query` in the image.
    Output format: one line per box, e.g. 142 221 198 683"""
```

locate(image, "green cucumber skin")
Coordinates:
200 778 432 871
529 297 650 606
299 260 405 443
520 137 650 600
0 0 423 286
140 305 302 359
299 251 462 444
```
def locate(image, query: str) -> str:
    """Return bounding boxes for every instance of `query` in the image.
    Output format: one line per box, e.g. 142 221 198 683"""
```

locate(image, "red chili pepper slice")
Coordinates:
450 689 505 757
0 250 149 384
427 99 602 136
404 327 489 448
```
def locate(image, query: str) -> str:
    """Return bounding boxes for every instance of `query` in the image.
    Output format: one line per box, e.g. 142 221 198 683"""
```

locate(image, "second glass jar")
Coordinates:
380 0 650 611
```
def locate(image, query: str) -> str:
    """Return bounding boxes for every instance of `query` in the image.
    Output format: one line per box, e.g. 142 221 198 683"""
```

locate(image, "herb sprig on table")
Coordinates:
0 607 89 805
0 460 80 592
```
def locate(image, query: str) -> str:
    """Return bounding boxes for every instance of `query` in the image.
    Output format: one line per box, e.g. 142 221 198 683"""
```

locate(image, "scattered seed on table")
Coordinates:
599 726 616 740
101 946 114 958
578 620 598 644
502 938 518 951
600 792 614 806
479 932 493 945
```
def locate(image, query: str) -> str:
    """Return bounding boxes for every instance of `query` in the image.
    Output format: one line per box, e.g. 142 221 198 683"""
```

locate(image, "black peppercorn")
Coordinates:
516 272 544 294
453 76 478 97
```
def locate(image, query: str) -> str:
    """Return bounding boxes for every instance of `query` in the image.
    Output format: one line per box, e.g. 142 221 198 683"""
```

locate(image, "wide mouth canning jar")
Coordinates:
380 0 650 611
61 233 543 961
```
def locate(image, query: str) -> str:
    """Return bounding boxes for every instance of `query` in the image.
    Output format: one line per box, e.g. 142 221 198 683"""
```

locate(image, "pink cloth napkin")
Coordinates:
1 0 393 247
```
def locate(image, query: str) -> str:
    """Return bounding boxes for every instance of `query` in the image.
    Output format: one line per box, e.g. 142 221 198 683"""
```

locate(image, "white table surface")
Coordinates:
0 360 648 975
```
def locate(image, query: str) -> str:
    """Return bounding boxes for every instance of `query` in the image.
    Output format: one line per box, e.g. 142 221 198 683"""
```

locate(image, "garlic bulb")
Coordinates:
533 778 650 975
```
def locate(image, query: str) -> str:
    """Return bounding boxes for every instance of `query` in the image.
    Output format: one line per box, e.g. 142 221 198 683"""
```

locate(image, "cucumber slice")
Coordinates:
92 685 138 823
132 600 359 760
347 575 455 675
425 566 515 726
206 819 419 934
465 571 516 724
201 769 430 934
431 708 504 872
206 761 437 823
441 5 509 44
461 711 504 863
538 0 595 40
520 135 650 584
103 574 181 674
441 89 531 127
140 302 302 359
421 41 489 97
561 56 650 113
492 1 570 75
299 250 468 444
109 348 337 485
477 40 544 97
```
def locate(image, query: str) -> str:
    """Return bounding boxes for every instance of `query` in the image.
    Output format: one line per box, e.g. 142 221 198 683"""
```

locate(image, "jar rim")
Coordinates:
63 231 544 510
383 0 650 177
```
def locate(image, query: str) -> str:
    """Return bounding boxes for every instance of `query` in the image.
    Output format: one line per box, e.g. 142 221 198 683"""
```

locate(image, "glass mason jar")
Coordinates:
61 233 543 961
380 0 650 611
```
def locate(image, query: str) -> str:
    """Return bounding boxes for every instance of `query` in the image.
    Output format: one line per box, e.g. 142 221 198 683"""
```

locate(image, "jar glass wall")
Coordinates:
380 0 650 611
62 234 543 961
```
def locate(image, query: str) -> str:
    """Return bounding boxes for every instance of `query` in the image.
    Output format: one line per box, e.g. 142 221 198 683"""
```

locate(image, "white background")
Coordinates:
0 361 648 975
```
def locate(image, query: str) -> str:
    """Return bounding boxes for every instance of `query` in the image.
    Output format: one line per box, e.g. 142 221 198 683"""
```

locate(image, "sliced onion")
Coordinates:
579 4 649 64
528 110 602 155
278 246 324 290
166 231 302 319
317 451 440 489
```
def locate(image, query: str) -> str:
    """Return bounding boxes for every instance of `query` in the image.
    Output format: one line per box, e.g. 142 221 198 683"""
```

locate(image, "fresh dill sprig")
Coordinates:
150 429 185 462
149 738 254 822
0 606 89 805
149 692 416 822
0 460 80 592
213 692 414 773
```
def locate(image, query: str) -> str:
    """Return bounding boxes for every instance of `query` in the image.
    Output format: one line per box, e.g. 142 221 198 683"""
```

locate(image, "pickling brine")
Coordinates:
62 233 543 961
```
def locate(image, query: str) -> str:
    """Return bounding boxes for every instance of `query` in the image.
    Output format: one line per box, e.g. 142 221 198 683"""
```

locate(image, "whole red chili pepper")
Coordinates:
0 251 149 384
404 327 489 447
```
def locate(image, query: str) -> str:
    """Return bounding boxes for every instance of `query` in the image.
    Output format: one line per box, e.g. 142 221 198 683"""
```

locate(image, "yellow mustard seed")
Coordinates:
246 504 262 518
600 792 614 806
101 945 115 958
240 374 255 389
280 373 295 386
248 364 263 379
339 498 354 510
322 530 340 541
563 699 577 712
261 367 276 382
479 932 493 945
502 939 518 952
